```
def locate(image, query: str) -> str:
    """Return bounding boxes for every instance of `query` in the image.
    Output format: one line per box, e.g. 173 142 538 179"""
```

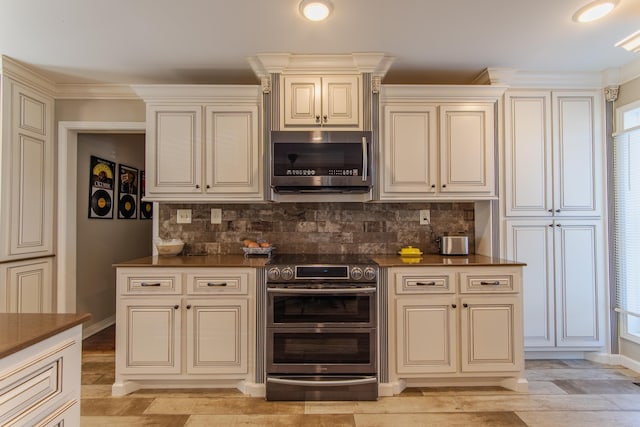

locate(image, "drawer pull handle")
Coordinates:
207 282 228 287
416 281 437 286
480 281 501 286
141 282 161 287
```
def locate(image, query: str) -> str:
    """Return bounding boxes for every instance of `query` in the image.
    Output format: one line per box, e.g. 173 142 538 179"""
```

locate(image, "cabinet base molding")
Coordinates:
112 378 253 397
525 350 604 359
388 376 528 393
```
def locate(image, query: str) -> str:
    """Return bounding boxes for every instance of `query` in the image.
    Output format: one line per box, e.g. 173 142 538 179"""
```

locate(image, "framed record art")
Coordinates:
139 170 153 220
88 156 115 219
117 164 138 219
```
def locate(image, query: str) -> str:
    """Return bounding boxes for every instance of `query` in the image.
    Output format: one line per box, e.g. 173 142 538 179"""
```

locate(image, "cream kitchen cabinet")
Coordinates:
0 67 54 261
134 85 263 202
0 257 54 313
505 219 606 349
504 90 603 217
113 267 255 396
389 266 525 392
281 75 361 129
380 101 496 200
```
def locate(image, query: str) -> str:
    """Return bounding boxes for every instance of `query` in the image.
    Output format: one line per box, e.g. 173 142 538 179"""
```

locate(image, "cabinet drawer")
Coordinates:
118 269 182 295
394 271 456 294
459 271 519 293
187 269 253 295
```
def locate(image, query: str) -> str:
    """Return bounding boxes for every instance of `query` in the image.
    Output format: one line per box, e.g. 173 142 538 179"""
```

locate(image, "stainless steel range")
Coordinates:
265 254 378 401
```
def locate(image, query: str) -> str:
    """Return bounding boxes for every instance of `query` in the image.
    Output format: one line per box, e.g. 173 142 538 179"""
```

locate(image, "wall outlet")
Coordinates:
176 209 192 224
419 209 430 225
211 208 222 224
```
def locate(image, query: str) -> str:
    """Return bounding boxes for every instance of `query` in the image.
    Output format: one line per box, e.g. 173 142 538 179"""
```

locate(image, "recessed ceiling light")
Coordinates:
616 30 640 53
572 0 619 23
299 0 333 22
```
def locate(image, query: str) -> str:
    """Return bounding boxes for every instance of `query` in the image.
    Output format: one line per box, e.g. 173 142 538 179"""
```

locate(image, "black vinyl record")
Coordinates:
119 194 136 218
140 201 153 219
91 189 112 217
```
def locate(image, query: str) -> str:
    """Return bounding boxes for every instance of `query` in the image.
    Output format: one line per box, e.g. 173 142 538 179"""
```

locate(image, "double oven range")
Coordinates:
265 254 378 401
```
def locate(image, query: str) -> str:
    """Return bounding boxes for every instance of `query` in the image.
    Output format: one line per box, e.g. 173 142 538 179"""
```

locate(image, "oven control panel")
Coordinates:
267 265 377 283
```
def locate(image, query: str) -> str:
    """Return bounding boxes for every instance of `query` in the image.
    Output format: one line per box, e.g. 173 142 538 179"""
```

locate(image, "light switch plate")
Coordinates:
211 208 222 224
177 209 192 224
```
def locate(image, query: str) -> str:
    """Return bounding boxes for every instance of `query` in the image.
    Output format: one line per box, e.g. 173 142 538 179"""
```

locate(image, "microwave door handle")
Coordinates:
361 136 368 182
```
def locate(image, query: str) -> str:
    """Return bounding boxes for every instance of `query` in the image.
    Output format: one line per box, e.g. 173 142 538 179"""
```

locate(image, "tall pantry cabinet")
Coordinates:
502 90 607 352
0 57 55 313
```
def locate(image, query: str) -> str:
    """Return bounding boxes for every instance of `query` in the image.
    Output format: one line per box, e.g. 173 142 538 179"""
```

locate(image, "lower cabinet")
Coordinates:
0 257 54 313
114 267 254 396
389 266 525 392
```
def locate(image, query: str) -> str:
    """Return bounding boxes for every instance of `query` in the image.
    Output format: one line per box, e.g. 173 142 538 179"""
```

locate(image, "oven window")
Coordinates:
272 332 371 364
271 294 372 324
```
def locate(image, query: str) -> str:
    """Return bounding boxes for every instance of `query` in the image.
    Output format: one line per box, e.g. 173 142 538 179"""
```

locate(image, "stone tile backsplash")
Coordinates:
158 202 475 255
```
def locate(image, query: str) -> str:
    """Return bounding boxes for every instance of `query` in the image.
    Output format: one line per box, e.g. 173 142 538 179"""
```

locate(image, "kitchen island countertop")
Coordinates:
0 312 91 359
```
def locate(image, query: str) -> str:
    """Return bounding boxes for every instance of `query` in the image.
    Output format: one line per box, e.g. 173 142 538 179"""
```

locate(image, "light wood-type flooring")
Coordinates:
81 326 640 426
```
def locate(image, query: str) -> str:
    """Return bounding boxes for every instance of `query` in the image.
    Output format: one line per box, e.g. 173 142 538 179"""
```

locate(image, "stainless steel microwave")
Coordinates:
270 131 372 193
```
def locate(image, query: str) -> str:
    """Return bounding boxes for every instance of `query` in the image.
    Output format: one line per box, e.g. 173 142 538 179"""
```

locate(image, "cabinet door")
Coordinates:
552 92 603 216
185 298 248 374
1 258 53 313
282 76 322 127
504 91 553 216
116 298 181 374
439 104 495 194
2 80 54 258
204 105 262 199
321 75 360 127
460 295 522 372
554 220 605 347
395 295 456 374
505 220 555 347
380 105 438 198
146 105 202 194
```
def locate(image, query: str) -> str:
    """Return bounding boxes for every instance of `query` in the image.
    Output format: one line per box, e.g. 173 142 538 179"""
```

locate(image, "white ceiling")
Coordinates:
1 0 639 85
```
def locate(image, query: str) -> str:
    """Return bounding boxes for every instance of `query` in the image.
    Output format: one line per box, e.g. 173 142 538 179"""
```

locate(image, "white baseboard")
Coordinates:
82 315 115 339
584 352 640 374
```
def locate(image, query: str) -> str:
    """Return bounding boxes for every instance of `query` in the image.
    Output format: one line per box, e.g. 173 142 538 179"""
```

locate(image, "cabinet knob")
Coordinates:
463 303 469 308
323 115 328 123
186 304 192 309
206 185 210 189
315 115 321 123
195 184 200 189
431 184 436 188
442 184 447 188
451 304 457 308
556 224 562 227
173 305 179 310
556 209 561 213
548 209 553 213
548 224 554 227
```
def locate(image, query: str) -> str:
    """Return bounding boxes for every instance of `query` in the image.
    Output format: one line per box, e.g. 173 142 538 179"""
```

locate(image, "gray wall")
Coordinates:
616 74 640 364
76 133 152 330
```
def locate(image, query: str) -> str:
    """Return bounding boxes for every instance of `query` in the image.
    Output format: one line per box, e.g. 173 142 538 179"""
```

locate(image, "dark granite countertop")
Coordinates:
0 313 91 359
114 254 524 269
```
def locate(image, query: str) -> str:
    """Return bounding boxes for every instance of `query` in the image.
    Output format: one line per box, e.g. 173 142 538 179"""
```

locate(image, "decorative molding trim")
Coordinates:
249 52 394 79
371 76 382 94
604 85 620 102
481 67 606 89
131 84 262 103
380 84 507 102
55 84 139 99
260 78 271 94
0 56 56 96
620 57 640 84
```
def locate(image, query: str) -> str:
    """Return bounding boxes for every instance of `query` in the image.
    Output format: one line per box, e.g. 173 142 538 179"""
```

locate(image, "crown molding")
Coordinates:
477 67 606 89
131 84 261 103
249 52 394 79
55 84 140 99
620 57 640 84
380 84 507 102
0 56 57 96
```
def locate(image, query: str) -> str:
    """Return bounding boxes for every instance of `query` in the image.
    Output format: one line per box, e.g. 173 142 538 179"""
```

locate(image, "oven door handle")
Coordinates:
267 377 377 387
361 136 368 182
266 286 377 294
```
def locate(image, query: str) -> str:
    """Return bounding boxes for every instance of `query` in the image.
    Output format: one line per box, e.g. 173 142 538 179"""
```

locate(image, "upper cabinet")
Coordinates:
133 86 263 202
379 86 503 200
504 90 603 217
281 75 362 129
0 60 55 261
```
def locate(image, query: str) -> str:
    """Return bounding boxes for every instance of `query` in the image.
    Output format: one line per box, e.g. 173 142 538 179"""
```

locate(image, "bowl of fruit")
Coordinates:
241 238 274 257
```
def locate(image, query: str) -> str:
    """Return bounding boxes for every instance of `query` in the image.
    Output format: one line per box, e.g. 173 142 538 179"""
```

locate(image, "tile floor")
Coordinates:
81 326 640 426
